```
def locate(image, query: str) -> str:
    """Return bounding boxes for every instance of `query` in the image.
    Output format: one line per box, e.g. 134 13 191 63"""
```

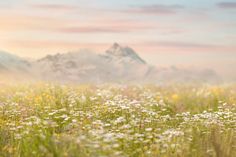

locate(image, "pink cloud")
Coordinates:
30 4 78 11
126 4 184 15
58 27 128 33
6 40 109 50
2 40 110 58
57 22 154 33
130 41 236 53
0 14 67 31
0 13 157 34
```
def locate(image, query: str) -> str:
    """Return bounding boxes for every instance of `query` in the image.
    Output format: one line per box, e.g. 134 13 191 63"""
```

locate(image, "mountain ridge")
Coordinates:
0 44 221 83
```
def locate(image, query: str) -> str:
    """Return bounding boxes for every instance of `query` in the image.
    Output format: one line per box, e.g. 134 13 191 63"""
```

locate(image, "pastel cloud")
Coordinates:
0 0 235 60
0 14 67 32
217 2 236 9
147 41 219 49
30 3 185 16
131 41 236 53
126 4 184 15
6 40 108 49
30 4 78 11
3 40 110 58
58 27 137 33
7 39 235 56
57 21 154 33
0 13 156 34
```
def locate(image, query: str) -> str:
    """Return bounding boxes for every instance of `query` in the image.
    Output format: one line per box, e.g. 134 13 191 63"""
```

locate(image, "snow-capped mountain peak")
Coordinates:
105 43 146 64
106 43 124 56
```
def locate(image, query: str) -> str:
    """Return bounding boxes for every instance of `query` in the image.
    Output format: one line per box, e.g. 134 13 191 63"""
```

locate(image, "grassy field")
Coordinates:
0 83 235 157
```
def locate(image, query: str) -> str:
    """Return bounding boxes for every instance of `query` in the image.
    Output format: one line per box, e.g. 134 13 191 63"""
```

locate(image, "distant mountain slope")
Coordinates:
0 44 221 83
0 51 30 72
34 44 149 83
34 50 113 83
34 43 221 83
0 51 33 82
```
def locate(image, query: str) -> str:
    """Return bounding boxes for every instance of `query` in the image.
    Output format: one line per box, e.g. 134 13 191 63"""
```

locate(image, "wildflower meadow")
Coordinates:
0 83 235 157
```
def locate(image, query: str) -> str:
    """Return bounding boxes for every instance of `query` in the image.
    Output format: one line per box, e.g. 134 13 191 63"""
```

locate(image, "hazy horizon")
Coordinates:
0 0 236 81
1 43 235 80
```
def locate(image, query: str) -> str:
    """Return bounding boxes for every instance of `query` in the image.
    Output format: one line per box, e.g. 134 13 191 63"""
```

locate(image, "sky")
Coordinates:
0 0 236 78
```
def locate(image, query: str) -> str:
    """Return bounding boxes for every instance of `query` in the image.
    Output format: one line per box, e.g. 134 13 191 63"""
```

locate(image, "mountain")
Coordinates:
33 50 112 83
34 43 220 83
105 43 146 64
0 51 32 82
34 44 150 83
0 44 221 83
0 51 30 72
